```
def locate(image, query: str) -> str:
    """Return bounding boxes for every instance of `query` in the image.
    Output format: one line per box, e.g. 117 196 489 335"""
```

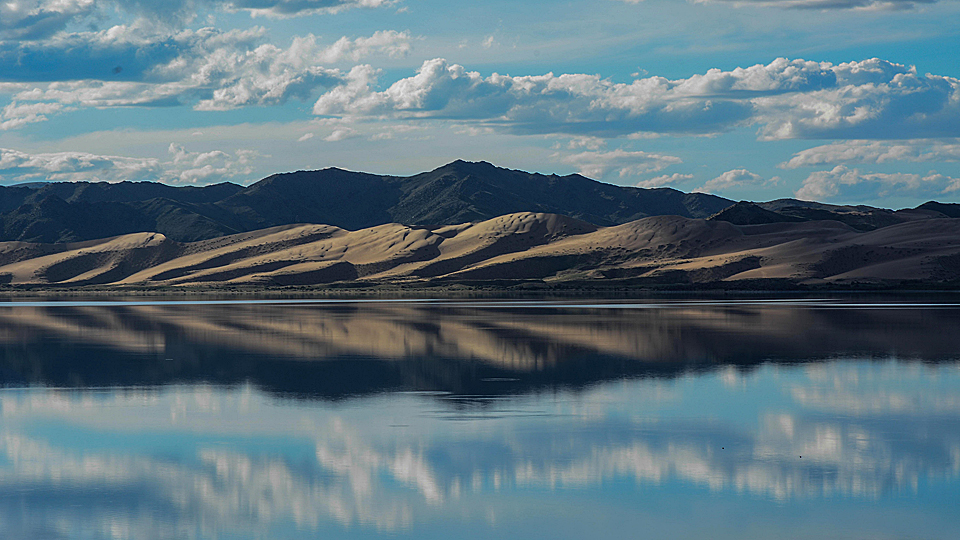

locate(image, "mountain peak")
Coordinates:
434 159 499 173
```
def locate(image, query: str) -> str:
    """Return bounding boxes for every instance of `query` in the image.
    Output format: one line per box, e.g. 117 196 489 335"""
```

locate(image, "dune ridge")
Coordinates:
1 211 959 287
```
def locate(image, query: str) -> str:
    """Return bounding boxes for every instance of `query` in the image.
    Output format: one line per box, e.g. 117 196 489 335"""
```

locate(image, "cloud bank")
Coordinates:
0 1 397 41
0 144 258 184
691 0 938 10
314 57 960 141
6 41 959 146
557 149 682 179
696 168 774 193
781 140 960 168
795 165 960 200
0 26 411 127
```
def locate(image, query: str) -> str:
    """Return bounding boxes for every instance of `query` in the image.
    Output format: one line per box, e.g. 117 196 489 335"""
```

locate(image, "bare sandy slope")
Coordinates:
1 212 959 286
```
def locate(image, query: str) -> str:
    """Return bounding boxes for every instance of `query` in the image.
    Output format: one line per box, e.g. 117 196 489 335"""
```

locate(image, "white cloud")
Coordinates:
557 148 682 179
167 143 259 183
637 173 694 188
795 165 960 200
692 0 938 10
696 168 773 193
781 140 960 168
312 57 960 141
566 136 606 151
298 132 315 141
0 0 95 40
324 127 358 141
0 1 398 40
0 144 259 184
0 27 411 125
6 38 959 146
0 101 64 130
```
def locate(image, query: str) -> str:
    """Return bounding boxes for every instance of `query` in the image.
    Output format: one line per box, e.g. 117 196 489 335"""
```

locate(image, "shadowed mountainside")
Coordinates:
5 159 958 245
2 211 960 287
708 199 947 231
0 160 732 243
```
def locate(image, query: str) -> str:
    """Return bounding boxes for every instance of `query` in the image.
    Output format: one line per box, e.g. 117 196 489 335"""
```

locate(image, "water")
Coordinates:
0 298 958 539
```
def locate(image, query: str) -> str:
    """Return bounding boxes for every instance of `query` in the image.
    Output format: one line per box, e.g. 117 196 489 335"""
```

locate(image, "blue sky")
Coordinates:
1 0 959 207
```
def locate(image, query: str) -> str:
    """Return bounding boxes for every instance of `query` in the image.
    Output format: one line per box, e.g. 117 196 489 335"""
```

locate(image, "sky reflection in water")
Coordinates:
0 299 958 539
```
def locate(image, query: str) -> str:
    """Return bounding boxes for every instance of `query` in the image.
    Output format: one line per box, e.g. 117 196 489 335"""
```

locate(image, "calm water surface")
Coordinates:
0 298 958 539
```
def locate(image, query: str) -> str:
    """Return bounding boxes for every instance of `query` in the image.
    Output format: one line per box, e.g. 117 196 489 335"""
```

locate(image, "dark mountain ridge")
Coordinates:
2 159 957 244
707 198 955 231
0 160 733 243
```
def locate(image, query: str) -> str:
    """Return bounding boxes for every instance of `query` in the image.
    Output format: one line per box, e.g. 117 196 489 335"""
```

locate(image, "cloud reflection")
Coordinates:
0 359 959 538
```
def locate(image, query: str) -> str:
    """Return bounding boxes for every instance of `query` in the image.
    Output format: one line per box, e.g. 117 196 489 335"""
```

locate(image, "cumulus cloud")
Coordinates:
0 27 411 125
0 101 64 130
167 143 259 183
795 165 960 200
557 149 682 179
781 140 960 168
0 0 96 40
112 0 397 24
7 26 959 146
0 144 259 184
696 168 775 193
314 57 764 136
324 127 358 141
755 59 960 140
636 173 694 188
312 57 960 141
691 0 938 10
565 136 606 151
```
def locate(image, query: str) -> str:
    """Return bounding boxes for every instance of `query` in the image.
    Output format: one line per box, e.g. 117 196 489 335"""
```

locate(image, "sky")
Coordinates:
0 0 959 207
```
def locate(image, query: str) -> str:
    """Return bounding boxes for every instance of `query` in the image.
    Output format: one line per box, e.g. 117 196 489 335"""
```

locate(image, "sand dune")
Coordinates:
0 212 958 287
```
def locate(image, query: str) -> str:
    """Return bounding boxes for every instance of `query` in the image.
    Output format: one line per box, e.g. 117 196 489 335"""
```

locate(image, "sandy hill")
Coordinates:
1 211 959 288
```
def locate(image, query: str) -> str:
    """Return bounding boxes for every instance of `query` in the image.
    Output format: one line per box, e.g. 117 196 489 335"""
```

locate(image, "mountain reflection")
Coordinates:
1 360 959 539
0 300 959 398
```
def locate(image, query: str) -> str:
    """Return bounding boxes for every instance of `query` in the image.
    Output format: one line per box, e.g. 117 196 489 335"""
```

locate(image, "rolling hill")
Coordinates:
2 211 960 288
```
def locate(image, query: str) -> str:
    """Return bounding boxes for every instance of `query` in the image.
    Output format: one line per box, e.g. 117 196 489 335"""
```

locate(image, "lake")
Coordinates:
0 297 958 539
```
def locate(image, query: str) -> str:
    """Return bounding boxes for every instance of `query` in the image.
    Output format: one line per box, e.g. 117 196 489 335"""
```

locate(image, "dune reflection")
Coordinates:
0 302 959 397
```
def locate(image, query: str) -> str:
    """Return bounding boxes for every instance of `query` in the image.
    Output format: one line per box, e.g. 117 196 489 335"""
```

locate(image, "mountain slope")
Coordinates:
4 159 959 246
384 160 731 226
0 161 733 243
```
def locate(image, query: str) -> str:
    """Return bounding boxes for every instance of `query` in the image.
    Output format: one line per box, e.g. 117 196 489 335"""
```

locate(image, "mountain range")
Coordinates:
1 160 733 244
2 160 960 289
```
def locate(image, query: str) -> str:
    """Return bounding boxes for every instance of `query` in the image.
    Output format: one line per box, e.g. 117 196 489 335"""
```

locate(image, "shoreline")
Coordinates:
2 279 960 300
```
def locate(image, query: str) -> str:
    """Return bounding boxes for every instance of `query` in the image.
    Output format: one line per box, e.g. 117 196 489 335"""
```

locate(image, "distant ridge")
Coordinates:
707 202 803 225
708 198 951 231
917 201 960 218
0 160 732 243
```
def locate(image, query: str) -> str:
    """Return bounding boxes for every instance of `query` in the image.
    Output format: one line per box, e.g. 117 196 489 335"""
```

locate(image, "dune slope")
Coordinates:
1 212 958 287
